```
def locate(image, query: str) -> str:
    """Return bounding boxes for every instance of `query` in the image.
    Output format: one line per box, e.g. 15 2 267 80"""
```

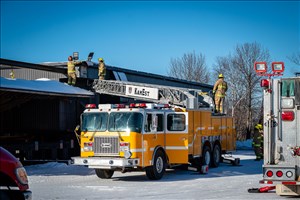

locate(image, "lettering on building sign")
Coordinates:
126 85 159 100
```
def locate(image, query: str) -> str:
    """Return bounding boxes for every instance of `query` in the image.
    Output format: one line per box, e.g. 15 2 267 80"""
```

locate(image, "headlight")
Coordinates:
281 98 294 109
15 167 29 185
83 142 93 151
120 142 130 152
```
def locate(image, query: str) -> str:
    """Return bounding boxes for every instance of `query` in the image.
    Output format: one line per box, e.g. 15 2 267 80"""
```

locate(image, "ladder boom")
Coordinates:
92 80 213 109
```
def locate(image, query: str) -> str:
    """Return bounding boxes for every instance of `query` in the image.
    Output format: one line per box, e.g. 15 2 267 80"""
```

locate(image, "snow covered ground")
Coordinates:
24 146 287 199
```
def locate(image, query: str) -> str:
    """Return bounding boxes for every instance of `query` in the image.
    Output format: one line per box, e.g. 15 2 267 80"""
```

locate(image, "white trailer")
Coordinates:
255 62 300 196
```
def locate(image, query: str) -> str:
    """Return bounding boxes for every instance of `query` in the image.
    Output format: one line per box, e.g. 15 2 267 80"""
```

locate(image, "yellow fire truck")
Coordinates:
71 80 239 180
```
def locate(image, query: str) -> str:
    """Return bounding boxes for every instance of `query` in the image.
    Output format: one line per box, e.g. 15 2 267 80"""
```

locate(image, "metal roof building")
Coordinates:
0 58 213 161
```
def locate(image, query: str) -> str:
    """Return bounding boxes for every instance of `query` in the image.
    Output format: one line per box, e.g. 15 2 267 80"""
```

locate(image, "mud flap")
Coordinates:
199 165 209 174
187 164 209 174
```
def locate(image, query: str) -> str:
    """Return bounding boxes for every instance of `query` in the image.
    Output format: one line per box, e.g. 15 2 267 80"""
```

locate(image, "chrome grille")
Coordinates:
93 136 119 156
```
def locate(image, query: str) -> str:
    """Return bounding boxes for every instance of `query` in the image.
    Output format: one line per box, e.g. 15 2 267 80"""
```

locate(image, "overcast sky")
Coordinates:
1 1 299 77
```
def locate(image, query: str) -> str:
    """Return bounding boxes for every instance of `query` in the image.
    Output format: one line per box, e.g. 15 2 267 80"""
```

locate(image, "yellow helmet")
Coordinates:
98 58 104 62
255 124 263 130
218 74 224 78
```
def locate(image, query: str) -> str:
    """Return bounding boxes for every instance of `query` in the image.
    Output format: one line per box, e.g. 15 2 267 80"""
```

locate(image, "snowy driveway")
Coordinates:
25 150 286 199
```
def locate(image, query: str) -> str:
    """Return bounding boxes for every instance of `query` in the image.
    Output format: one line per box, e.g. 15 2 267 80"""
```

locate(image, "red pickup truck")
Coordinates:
0 147 32 200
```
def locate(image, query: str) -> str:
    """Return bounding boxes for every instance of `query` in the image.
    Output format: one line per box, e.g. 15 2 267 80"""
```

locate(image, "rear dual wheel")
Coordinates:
202 144 221 168
202 146 211 166
211 144 221 167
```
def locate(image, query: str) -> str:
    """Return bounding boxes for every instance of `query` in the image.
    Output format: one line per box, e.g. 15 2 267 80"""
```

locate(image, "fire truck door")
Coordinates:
165 112 189 164
144 112 165 166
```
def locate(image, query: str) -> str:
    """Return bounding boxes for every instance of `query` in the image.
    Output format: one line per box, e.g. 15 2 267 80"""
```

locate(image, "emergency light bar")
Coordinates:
129 103 147 108
85 104 96 109
114 104 126 109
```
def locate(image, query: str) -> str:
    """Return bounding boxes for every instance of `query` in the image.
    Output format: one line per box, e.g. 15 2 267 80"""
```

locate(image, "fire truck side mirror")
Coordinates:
151 114 158 132
75 125 80 132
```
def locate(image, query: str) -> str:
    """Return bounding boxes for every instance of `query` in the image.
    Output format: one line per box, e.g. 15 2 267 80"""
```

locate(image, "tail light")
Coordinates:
282 111 294 121
266 170 273 177
276 170 283 177
282 181 297 185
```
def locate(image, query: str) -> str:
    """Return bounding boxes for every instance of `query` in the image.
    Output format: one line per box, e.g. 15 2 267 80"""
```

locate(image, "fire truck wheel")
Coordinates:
95 169 114 179
211 144 221 168
202 145 211 166
146 150 165 180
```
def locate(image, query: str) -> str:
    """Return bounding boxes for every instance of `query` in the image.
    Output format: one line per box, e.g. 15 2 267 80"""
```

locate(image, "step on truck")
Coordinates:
254 62 300 196
71 80 239 180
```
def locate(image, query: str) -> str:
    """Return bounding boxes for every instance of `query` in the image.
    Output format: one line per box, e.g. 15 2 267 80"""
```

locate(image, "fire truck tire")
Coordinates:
146 150 165 180
202 145 211 166
211 144 221 168
95 169 114 179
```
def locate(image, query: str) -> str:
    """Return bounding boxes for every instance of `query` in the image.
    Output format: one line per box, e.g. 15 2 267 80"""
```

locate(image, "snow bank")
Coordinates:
25 162 94 176
236 139 253 150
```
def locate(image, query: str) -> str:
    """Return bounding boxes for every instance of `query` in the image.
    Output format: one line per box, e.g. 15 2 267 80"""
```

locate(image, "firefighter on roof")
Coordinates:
98 58 106 80
213 74 228 113
67 56 81 85
253 123 264 161
10 69 15 79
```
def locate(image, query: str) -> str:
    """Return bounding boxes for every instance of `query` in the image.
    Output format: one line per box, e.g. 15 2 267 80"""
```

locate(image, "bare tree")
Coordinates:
168 51 210 83
288 52 300 65
213 42 270 140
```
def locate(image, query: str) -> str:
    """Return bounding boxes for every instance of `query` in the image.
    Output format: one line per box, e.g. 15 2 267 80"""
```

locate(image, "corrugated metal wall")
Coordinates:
0 97 83 133
0 68 66 80
1 98 60 132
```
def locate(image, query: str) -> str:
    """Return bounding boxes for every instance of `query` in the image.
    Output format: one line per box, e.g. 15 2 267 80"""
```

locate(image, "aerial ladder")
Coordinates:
92 79 214 110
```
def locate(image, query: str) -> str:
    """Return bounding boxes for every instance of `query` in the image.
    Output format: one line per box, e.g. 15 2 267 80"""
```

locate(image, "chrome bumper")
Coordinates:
71 156 140 169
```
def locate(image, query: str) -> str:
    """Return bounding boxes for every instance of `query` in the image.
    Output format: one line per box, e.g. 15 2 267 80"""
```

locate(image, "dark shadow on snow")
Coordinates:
25 150 263 182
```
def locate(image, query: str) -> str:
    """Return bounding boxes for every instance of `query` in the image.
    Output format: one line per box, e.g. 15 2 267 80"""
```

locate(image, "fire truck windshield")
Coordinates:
108 112 143 133
81 113 108 131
